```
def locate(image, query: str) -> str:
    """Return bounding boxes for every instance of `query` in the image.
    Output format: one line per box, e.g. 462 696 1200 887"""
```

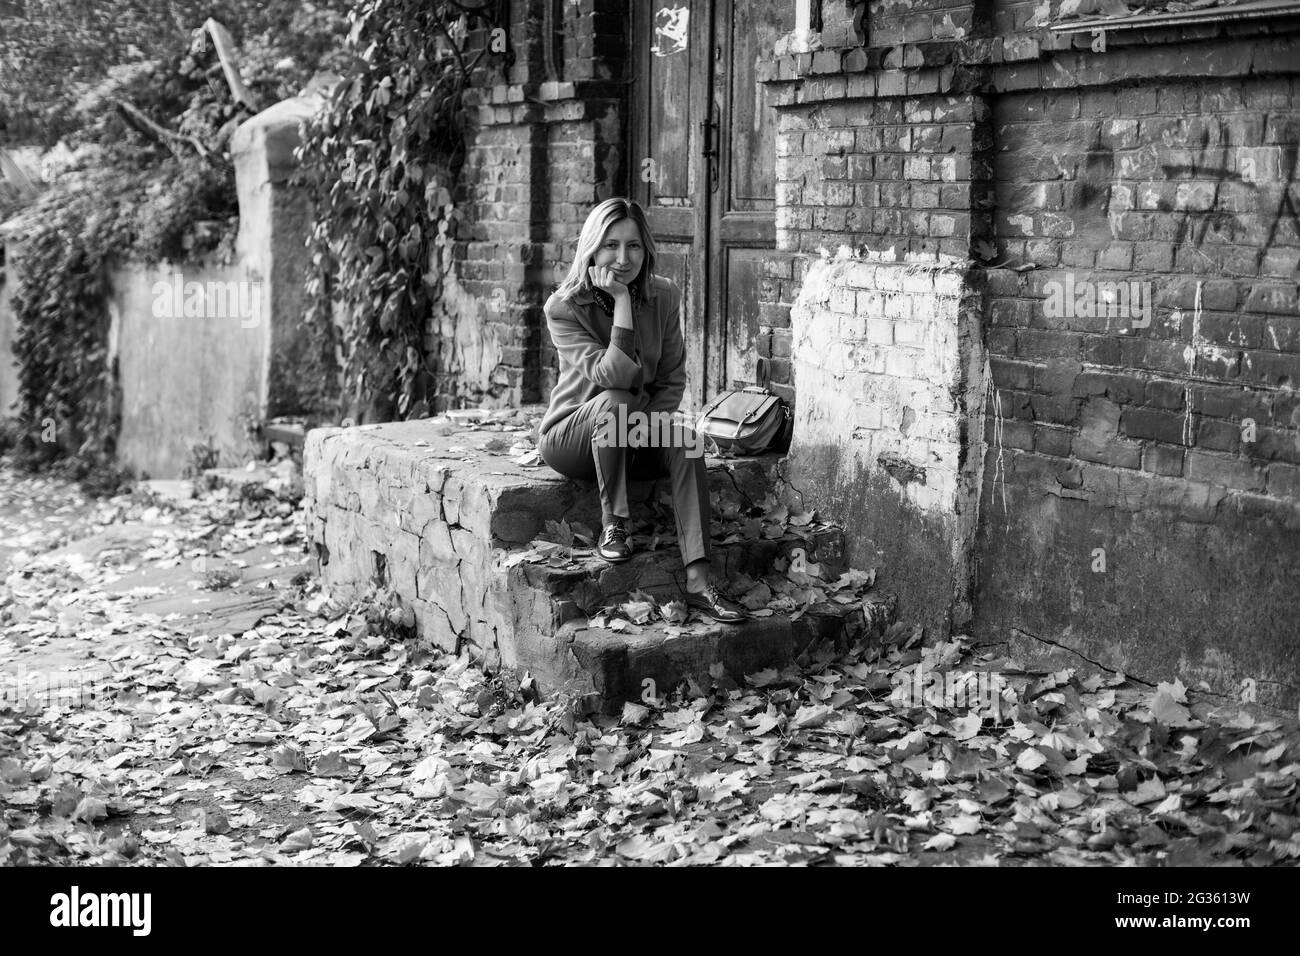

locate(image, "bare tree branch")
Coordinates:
114 100 211 162
201 18 258 112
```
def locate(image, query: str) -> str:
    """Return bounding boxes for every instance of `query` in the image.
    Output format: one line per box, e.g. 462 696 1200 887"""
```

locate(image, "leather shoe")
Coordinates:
684 583 747 624
597 519 632 562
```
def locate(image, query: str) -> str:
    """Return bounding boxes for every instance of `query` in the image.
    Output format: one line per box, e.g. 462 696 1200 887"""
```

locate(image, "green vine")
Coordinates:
4 3 350 490
8 164 135 490
292 0 509 424
10 156 256 489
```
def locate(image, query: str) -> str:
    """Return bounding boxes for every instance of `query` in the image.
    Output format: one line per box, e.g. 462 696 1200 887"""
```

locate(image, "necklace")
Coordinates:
592 280 640 316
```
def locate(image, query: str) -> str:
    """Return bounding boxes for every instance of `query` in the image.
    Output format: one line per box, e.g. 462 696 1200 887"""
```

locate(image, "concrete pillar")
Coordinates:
230 81 340 425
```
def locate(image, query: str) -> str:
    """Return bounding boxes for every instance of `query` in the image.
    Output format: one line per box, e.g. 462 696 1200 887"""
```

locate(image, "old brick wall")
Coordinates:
868 0 980 44
420 1 1300 703
426 0 628 413
980 61 1300 704
787 254 987 633
536 76 626 401
751 0 1300 703
760 1 990 636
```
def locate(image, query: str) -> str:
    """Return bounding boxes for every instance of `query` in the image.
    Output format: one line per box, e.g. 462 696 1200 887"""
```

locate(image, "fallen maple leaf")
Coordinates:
791 703 834 730
923 833 956 851
621 599 655 625
745 711 782 736
1062 754 1089 775
739 581 773 610
659 599 689 624
951 713 982 740
270 743 308 774
788 508 816 527
281 827 313 851
384 833 427 864
947 814 982 835
200 808 230 834
313 752 356 778
1149 681 1196 728
1152 793 1182 815
829 568 875 592
1130 776 1167 805
324 792 382 814
1015 748 1048 772
72 796 108 823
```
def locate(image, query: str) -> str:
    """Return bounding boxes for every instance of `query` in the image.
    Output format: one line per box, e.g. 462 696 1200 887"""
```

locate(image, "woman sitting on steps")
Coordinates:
537 197 746 624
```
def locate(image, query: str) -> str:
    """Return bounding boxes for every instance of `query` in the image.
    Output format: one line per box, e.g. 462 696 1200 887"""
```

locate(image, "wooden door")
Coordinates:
709 0 788 393
630 0 711 415
630 0 787 413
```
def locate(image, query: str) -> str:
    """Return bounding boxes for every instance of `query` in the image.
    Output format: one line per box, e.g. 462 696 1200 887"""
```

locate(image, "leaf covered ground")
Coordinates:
1 461 1298 866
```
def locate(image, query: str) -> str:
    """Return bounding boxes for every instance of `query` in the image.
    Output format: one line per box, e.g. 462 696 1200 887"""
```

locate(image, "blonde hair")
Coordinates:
554 198 658 306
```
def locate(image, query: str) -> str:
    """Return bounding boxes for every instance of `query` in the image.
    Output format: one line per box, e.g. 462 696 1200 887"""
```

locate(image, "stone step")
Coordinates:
263 418 307 453
304 408 787 549
490 529 878 714
304 407 890 710
515 529 848 616
557 594 899 714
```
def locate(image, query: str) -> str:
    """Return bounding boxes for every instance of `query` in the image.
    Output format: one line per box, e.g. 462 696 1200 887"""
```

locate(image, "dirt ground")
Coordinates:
2 460 1298 867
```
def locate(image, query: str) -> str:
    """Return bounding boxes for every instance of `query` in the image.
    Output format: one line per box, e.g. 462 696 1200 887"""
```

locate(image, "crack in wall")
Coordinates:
773 457 810 512
1010 625 1156 688
719 465 759 511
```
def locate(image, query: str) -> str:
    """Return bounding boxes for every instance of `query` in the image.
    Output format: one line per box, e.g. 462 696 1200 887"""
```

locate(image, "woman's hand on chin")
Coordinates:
588 265 631 299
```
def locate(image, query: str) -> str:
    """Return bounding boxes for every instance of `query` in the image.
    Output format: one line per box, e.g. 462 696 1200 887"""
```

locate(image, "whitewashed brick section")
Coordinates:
790 256 970 519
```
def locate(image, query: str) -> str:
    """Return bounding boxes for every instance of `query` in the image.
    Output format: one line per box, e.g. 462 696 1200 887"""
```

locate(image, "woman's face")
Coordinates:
591 218 646 284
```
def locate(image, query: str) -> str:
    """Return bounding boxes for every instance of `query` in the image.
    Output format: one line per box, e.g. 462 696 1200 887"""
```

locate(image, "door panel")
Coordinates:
723 248 766 391
631 0 711 415
645 6 695 203
710 0 787 393
651 243 695 401
725 6 783 213
631 0 784 409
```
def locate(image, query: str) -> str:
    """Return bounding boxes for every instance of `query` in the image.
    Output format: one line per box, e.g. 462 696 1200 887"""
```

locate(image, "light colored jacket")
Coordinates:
539 274 686 438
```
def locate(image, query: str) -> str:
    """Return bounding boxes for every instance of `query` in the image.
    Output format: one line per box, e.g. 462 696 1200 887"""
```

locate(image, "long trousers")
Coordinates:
538 388 712 569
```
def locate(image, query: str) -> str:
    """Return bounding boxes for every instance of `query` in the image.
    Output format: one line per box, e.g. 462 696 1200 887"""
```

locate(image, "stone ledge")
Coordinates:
303 407 870 704
303 411 790 550
518 528 848 615
559 594 898 714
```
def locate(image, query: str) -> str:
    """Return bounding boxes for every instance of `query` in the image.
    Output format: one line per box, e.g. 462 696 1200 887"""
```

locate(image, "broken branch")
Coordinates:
114 100 211 163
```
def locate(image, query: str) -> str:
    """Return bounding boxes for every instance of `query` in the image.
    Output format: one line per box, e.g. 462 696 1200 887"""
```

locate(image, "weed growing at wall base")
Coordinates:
294 0 512 422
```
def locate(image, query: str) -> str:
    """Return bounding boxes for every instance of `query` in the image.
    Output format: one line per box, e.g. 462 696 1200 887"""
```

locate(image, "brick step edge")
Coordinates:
515 527 849 618
547 593 899 715
488 456 788 550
